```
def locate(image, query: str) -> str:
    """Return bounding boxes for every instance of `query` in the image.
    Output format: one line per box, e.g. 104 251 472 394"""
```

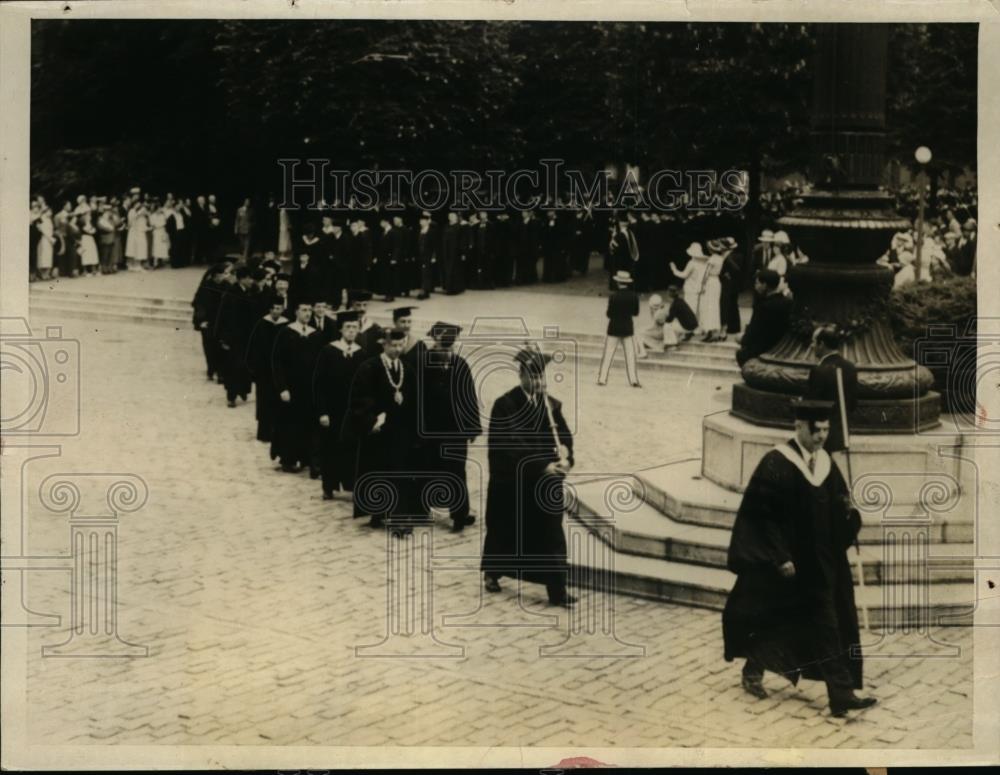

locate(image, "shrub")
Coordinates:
888 275 977 413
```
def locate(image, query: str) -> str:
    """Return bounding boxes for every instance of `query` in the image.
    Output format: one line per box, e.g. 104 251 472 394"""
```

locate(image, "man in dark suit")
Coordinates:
805 326 858 462
246 294 289 446
597 270 641 387
608 211 639 289
736 270 792 368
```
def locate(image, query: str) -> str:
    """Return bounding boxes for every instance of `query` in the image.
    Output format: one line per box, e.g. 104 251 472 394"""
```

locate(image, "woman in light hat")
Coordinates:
670 241 709 318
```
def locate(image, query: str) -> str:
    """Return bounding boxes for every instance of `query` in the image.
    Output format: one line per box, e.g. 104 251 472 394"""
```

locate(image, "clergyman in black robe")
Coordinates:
481 347 576 607
722 399 877 718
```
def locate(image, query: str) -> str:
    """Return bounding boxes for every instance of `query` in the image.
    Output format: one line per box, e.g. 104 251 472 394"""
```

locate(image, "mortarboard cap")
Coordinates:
514 346 553 375
392 306 417 321
337 309 361 325
792 399 834 422
428 321 462 338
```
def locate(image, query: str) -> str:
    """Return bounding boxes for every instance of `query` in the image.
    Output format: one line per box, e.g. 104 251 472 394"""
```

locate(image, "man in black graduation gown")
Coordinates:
346 289 384 359
216 266 259 407
310 299 338 344
415 210 439 300
493 211 513 287
411 322 482 532
391 305 421 359
806 326 859 459
441 210 467 295
191 263 230 382
722 399 876 718
375 215 403 302
481 347 576 607
344 328 417 533
246 294 289 446
320 216 350 310
314 310 366 500
470 210 494 290
349 217 374 292
513 209 539 286
736 269 792 367
271 299 322 473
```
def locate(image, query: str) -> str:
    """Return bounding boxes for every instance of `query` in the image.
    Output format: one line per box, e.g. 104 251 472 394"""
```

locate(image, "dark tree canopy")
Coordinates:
30 20 977 204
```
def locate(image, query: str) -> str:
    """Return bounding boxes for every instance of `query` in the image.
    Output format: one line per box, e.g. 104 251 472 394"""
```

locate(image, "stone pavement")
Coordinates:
12 311 973 751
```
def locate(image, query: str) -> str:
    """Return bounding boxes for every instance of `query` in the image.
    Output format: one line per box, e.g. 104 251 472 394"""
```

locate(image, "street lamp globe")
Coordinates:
915 146 932 165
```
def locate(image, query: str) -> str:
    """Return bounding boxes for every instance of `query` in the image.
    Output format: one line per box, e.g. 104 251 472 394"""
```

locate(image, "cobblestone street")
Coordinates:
13 310 974 752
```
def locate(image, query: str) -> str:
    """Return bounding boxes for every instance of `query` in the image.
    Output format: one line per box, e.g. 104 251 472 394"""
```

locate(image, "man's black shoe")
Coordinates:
416 292 430 300
741 675 768 699
309 467 321 480
280 463 302 473
322 491 334 501
368 515 385 529
830 695 877 717
484 577 501 593
548 594 578 608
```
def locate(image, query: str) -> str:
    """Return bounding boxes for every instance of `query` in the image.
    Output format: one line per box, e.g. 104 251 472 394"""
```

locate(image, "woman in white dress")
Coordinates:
125 201 150 270
150 202 171 269
36 208 56 280
698 242 724 341
77 212 99 275
670 242 709 330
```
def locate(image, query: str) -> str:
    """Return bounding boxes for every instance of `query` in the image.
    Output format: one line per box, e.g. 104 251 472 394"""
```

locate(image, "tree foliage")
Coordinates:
30 20 976 203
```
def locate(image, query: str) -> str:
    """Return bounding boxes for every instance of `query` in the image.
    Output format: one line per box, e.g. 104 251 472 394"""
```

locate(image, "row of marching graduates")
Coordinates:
293 208 600 304
191 260 481 535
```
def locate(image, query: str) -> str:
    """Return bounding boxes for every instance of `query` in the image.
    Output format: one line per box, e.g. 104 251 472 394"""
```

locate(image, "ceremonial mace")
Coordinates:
837 366 871 631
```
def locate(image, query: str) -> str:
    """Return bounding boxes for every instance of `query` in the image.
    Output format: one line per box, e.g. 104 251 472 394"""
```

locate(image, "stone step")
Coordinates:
30 286 192 312
571 480 973 584
563 517 976 626
30 302 742 378
631 459 973 543
30 296 194 320
29 304 191 329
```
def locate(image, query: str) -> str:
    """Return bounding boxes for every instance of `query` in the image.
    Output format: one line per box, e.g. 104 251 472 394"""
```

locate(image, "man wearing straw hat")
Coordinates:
597 270 641 388
722 399 876 718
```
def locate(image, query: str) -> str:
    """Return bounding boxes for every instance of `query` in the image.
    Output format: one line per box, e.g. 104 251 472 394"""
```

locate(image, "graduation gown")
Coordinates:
806 354 859 453
481 386 574 587
191 276 226 377
722 441 863 691
313 340 366 493
271 323 323 467
411 344 483 521
246 314 288 445
216 285 259 401
441 223 466 294
355 318 385 360
344 354 417 520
